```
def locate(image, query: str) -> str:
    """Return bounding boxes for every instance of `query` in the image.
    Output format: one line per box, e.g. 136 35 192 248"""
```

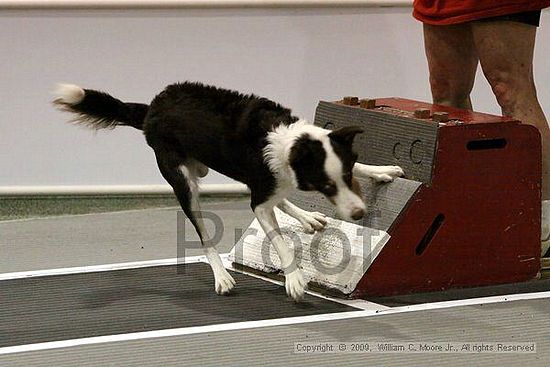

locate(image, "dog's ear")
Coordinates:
328 126 364 145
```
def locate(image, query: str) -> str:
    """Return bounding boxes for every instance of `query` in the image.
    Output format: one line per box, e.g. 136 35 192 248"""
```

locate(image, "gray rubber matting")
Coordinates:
370 278 550 307
2 298 548 366
0 262 356 347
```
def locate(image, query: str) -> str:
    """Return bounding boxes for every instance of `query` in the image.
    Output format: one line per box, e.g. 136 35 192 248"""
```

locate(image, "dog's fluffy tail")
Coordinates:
53 84 149 130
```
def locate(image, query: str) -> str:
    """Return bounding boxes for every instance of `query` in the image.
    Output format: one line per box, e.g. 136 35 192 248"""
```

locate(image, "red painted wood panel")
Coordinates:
351 99 541 298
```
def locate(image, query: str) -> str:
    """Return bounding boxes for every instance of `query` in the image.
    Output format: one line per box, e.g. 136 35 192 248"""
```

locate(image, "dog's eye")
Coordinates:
322 182 337 196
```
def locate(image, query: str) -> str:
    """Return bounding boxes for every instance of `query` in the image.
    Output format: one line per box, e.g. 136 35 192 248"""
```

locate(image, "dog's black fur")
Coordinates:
145 82 302 209
62 82 307 208
62 82 361 212
56 82 364 215
57 81 364 209
55 81 387 299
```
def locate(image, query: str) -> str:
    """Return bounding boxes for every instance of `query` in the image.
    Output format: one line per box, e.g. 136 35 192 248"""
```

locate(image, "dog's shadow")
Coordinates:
80 281 317 318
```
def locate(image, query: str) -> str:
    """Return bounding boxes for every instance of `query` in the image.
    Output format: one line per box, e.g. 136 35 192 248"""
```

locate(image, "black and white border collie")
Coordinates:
54 82 403 301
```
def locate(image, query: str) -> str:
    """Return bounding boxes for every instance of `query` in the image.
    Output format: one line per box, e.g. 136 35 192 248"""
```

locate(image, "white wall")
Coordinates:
1 7 549 186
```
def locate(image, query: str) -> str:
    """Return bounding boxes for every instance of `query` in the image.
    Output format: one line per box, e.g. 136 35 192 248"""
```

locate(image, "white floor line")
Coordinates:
4 253 549 313
0 206 181 224
0 310 367 356
1 290 549 356
1 255 550 355
0 256 206 281
386 290 550 314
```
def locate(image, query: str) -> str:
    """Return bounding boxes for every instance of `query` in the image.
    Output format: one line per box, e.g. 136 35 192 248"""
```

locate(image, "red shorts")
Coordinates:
413 0 550 25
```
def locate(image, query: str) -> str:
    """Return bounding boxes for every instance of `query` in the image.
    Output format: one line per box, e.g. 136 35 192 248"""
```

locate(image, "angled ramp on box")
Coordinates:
229 177 421 296
232 97 541 298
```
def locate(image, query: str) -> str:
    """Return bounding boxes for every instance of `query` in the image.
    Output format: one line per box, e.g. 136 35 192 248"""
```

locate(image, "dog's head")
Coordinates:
288 126 365 221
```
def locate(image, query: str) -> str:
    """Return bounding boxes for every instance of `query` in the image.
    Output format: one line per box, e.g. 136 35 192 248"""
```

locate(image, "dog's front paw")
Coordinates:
372 166 404 183
285 269 307 301
296 211 328 234
214 270 236 295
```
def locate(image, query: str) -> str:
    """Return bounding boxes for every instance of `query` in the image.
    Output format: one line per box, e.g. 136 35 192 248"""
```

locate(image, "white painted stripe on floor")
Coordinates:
0 310 368 355
0 205 180 224
0 256 206 280
1 290 549 356
3 253 549 312
2 253 550 356
387 290 550 314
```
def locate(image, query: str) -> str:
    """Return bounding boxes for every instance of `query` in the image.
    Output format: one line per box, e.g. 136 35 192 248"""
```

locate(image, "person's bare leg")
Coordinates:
471 20 550 255
472 21 549 197
423 23 479 109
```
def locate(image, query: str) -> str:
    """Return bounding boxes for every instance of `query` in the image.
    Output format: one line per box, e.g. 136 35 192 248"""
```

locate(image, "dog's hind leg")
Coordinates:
154 149 235 295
